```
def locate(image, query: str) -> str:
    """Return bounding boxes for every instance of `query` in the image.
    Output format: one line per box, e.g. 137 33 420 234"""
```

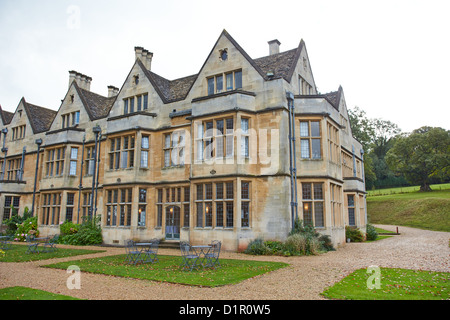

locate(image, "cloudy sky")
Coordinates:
0 0 449 132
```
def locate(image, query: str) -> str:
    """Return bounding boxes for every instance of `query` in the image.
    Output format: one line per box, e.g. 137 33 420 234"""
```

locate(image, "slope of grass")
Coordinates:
0 286 81 300
0 244 104 262
367 189 450 232
367 183 450 197
321 268 449 300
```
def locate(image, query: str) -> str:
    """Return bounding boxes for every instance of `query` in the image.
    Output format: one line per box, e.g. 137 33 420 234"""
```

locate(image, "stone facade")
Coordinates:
0 30 366 250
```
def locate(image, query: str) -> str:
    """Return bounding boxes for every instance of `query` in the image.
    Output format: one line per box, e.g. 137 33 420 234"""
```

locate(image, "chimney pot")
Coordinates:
107 85 119 97
68 70 92 91
268 39 281 55
134 46 153 70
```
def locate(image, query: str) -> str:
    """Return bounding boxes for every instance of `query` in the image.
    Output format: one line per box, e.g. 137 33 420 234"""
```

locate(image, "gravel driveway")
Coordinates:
0 225 448 300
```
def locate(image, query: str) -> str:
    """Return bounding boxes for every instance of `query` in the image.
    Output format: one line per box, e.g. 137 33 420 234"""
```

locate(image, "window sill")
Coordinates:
162 165 185 170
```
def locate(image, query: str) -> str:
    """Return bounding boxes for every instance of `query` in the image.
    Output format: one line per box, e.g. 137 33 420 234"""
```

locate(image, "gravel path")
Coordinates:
0 225 448 300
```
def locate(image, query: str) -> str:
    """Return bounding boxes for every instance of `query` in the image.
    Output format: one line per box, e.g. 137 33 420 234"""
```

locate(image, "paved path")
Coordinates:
0 225 448 300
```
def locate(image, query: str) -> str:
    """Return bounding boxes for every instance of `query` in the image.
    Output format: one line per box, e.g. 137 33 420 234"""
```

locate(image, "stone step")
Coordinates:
158 241 180 249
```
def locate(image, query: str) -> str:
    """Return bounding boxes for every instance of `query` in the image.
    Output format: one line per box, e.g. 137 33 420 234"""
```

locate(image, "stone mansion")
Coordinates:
0 30 367 251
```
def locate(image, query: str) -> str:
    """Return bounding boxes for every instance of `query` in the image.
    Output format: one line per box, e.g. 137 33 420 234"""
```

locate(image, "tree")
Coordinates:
348 106 402 189
386 126 450 191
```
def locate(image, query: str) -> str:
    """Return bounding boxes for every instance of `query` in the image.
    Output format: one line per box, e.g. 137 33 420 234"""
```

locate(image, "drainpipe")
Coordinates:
90 125 101 223
77 134 86 224
31 139 42 217
1 128 8 181
93 134 102 219
286 91 298 231
360 148 368 227
19 147 26 181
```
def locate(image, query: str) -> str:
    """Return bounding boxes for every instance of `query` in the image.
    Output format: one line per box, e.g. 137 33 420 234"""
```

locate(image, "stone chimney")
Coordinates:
135 46 153 70
69 70 92 91
268 39 281 56
107 85 119 98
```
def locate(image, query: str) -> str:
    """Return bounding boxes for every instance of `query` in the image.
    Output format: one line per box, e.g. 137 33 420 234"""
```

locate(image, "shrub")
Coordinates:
346 226 364 242
2 207 32 236
60 221 80 236
244 238 269 255
14 216 39 242
366 224 378 241
244 219 336 256
285 233 308 255
58 217 102 246
264 240 285 255
319 234 335 251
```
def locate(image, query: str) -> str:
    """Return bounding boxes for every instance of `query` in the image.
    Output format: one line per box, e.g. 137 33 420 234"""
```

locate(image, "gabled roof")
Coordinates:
20 98 57 133
0 105 14 125
298 86 343 111
136 29 310 104
72 81 116 120
139 63 198 103
323 86 344 111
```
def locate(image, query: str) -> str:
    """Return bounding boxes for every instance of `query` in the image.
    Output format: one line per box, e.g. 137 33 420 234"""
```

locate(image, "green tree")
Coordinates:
386 126 450 191
348 106 402 189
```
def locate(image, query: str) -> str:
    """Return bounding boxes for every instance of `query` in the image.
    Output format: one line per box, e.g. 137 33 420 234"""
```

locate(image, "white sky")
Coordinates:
1 0 449 132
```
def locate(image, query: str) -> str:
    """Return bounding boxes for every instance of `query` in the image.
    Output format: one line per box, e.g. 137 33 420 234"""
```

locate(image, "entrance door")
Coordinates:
165 206 180 240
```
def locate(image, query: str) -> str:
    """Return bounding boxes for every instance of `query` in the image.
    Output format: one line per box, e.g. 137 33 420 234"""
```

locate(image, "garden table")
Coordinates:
135 241 159 263
191 245 212 267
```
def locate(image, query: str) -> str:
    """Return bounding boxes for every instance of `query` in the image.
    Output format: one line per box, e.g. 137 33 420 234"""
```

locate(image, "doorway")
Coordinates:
165 206 180 240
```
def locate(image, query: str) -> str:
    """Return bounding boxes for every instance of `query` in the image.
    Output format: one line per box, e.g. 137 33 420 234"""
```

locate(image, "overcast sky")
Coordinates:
0 0 449 132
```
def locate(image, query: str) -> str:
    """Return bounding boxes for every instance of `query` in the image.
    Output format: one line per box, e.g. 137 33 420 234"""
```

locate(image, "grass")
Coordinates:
321 268 450 300
43 254 289 287
367 183 450 197
367 188 450 232
0 286 81 300
0 244 104 262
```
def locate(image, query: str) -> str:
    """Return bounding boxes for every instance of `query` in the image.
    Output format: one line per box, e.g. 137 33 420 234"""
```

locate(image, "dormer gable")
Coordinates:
8 98 56 138
0 105 14 126
108 58 162 118
49 72 116 132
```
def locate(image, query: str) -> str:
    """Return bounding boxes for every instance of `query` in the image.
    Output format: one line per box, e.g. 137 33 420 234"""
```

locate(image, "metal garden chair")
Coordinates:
42 235 59 253
124 240 142 265
205 240 221 269
180 241 200 271
26 235 39 254
141 238 160 264
0 236 13 251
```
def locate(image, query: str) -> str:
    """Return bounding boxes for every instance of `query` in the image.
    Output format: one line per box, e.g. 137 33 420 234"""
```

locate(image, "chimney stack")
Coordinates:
134 46 153 70
107 85 119 98
68 70 92 91
268 39 281 56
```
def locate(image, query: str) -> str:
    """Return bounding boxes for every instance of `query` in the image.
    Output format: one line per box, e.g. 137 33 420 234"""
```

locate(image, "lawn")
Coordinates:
0 286 81 300
367 183 450 197
367 189 450 232
321 268 449 300
44 254 289 287
0 244 105 262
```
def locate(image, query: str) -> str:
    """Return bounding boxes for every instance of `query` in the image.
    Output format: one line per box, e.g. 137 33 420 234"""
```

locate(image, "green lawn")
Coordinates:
0 286 81 300
367 189 450 232
321 268 450 300
367 183 450 197
44 254 288 287
0 244 104 262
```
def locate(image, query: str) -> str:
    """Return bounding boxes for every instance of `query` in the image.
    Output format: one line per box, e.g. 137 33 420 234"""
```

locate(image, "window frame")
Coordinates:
207 69 243 95
300 120 322 160
302 182 325 228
